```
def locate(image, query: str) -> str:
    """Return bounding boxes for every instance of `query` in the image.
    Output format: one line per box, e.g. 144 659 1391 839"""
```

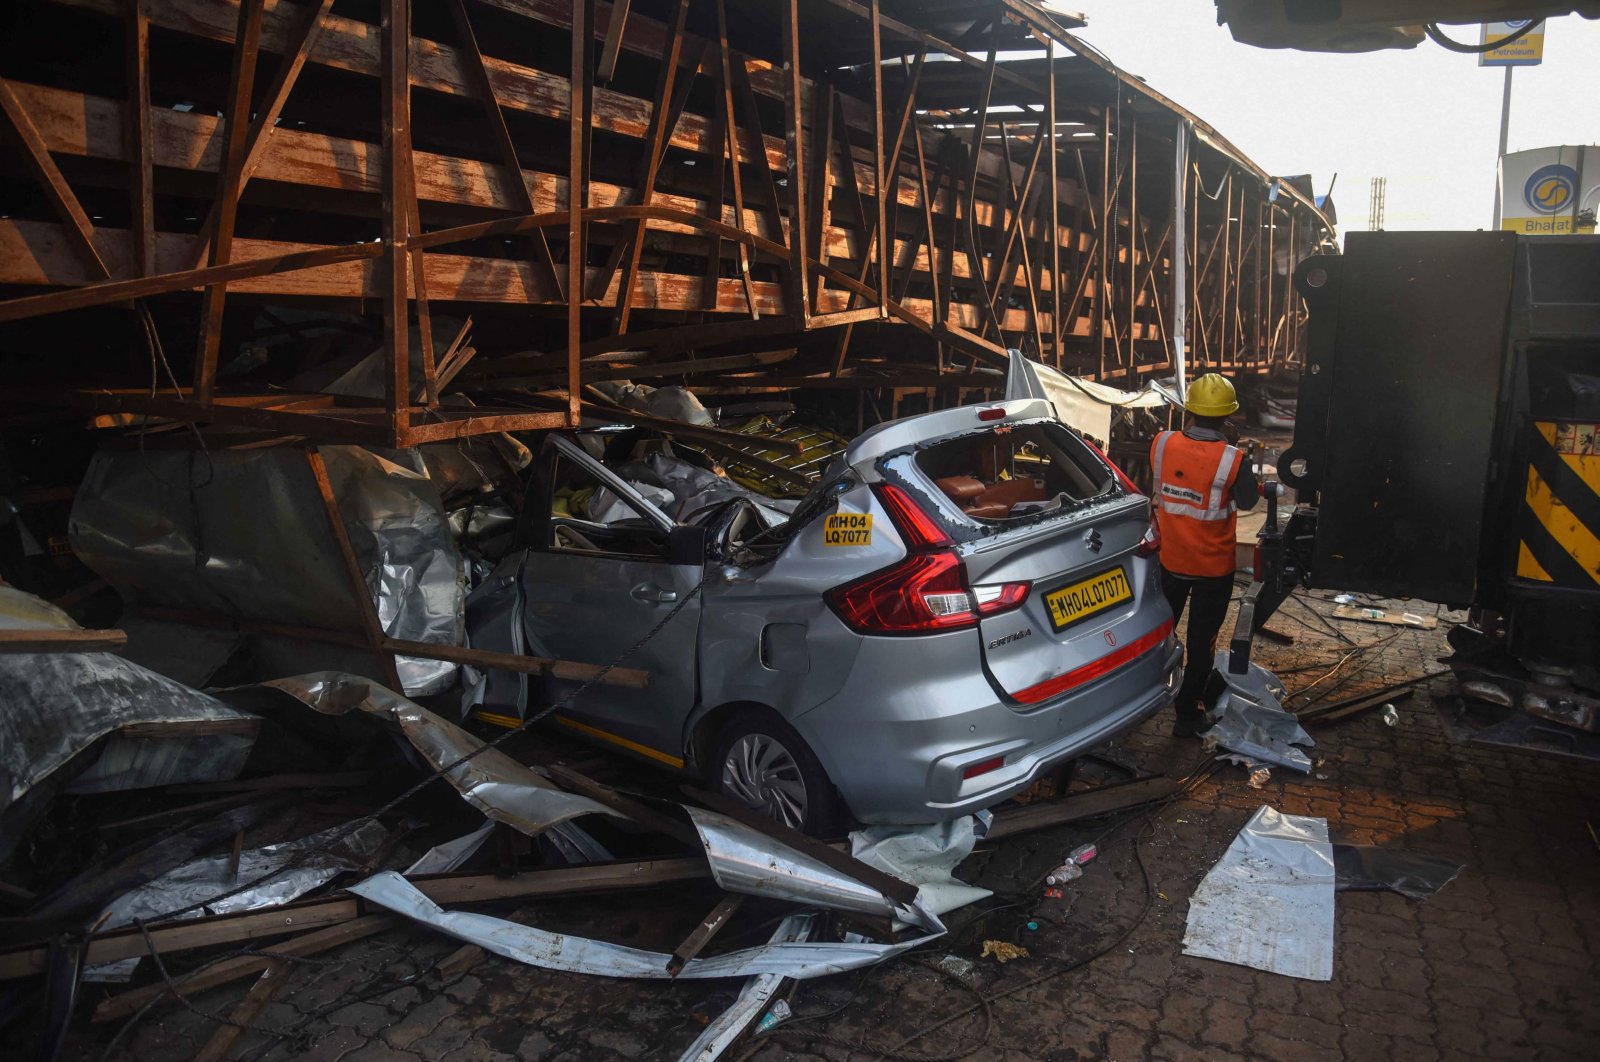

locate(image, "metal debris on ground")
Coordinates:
679 917 811 1062
1331 845 1464 900
1205 653 1316 773
1182 806 1336 981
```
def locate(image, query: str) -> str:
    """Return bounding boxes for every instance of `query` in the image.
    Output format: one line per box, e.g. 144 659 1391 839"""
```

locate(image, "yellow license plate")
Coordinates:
1043 567 1133 631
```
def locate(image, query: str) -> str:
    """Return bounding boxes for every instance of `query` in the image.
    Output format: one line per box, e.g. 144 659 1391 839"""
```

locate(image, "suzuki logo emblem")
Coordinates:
1084 528 1103 553
1104 630 1118 647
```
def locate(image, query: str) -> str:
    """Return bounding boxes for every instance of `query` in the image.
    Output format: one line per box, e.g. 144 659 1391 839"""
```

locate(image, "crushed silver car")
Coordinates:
465 398 1181 831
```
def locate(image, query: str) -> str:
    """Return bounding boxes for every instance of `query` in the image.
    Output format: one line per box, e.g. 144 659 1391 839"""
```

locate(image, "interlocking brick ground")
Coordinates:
56 592 1600 1061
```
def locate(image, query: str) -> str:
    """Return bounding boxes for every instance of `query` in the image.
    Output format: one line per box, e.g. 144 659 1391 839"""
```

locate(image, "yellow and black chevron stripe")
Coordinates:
1518 422 1600 589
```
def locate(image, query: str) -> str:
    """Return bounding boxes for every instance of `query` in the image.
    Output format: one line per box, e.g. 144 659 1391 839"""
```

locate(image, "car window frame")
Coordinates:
531 434 682 562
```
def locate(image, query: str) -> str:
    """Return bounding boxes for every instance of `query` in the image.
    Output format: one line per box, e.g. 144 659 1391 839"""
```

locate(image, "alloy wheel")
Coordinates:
720 733 809 829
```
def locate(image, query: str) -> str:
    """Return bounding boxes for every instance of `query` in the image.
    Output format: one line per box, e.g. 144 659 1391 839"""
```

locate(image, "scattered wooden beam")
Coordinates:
0 628 127 653
667 893 745 976
193 958 294 1062
92 915 396 1024
985 776 1180 841
545 765 699 847
2 858 710 981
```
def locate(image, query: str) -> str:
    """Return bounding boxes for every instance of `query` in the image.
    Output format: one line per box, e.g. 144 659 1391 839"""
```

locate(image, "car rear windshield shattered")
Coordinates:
910 421 1115 525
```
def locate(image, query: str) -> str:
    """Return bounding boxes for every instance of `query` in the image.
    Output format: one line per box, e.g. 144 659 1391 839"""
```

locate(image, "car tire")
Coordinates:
710 711 848 837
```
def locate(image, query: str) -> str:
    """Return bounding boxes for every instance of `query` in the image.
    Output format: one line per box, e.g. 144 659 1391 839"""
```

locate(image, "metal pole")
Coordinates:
1171 118 1188 402
1493 66 1512 229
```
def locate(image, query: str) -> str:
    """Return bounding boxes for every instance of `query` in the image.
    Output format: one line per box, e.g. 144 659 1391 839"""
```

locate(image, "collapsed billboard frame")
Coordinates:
0 0 1335 447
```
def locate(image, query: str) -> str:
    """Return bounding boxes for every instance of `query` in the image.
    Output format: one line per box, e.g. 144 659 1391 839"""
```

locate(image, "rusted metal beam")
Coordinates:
779 0 809 321
379 0 410 443
123 0 153 277
194 0 266 408
0 241 382 326
187 0 336 270
446 0 565 302
613 2 695 331
0 79 112 281
567 0 591 425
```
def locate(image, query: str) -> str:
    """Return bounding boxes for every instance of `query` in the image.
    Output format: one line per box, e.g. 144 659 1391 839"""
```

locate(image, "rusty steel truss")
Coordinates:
0 0 1336 447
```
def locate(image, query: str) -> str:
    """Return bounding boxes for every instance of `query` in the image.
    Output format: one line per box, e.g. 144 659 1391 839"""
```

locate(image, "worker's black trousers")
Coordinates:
1160 568 1234 716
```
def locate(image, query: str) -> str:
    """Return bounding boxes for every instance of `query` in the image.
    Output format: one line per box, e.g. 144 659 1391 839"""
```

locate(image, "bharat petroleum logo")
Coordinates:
1524 164 1578 215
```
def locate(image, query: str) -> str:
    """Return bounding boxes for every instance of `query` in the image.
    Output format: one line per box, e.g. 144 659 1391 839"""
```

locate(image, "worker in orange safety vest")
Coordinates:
1150 373 1260 736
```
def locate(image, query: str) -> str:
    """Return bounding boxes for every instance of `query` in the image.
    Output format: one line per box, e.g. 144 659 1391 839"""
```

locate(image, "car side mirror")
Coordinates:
668 525 709 566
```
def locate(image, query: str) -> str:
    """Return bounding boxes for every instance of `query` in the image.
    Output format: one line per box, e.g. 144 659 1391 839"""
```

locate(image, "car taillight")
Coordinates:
827 550 976 633
827 484 1028 634
972 582 1030 615
873 482 952 549
1135 521 1161 558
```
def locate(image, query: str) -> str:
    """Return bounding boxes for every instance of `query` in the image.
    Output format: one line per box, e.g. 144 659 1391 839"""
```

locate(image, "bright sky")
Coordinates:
1069 4 1600 234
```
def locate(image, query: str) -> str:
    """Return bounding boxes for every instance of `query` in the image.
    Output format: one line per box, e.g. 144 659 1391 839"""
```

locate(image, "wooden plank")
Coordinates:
92 916 396 1024
682 786 919 906
193 959 294 1062
5 858 709 982
381 637 650 689
0 628 127 653
667 894 744 976
985 776 1179 841
544 764 698 846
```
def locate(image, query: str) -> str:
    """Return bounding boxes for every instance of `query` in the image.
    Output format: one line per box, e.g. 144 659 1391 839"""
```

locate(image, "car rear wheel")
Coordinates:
711 713 844 836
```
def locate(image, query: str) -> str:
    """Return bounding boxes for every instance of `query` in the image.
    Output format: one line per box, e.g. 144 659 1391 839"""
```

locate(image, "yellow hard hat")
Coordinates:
1184 373 1239 417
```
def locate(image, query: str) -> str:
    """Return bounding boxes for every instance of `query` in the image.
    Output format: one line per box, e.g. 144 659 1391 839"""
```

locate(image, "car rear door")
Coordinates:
869 406 1167 707
961 494 1157 703
516 436 703 768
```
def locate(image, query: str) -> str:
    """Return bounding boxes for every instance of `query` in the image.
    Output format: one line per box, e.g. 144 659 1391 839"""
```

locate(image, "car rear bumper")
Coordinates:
793 629 1182 825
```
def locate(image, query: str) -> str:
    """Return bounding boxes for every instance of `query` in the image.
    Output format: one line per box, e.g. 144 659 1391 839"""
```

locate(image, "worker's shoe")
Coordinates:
1171 709 1212 738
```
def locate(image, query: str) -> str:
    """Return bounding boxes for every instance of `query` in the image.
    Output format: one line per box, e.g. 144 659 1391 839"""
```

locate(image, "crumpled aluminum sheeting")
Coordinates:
679 915 813 1062
405 823 496 875
0 584 79 630
261 673 618 836
70 445 464 697
84 820 389 983
0 650 257 857
688 807 899 923
321 448 464 696
1207 654 1314 772
1182 806 1335 981
349 872 940 980
98 820 389 926
850 815 993 923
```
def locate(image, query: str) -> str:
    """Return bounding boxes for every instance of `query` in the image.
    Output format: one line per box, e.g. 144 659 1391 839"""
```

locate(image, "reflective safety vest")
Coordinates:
1150 430 1245 578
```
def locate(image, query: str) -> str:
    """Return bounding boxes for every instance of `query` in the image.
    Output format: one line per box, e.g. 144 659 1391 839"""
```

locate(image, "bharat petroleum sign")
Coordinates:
1524 164 1577 215
1499 148 1594 236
